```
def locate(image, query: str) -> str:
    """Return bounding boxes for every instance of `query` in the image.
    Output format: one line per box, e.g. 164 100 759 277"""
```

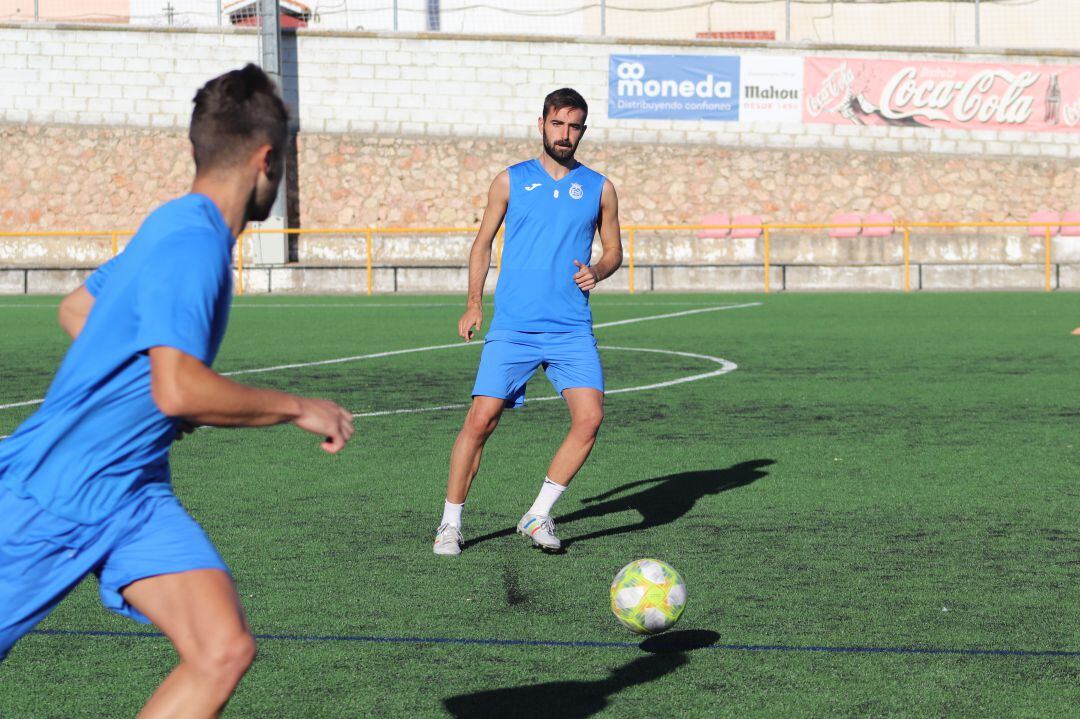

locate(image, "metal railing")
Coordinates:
2 219 1075 294
623 221 1068 294
3 1 1077 51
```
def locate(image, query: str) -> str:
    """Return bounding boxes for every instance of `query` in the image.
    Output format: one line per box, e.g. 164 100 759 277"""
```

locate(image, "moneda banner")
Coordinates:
608 54 741 121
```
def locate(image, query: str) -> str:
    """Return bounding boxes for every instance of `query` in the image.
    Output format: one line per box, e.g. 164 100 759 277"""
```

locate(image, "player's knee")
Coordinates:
573 407 604 436
192 631 257 683
465 406 501 437
226 632 257 674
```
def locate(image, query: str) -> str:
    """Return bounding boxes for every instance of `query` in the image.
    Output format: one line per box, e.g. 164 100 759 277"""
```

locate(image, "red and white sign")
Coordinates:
803 57 1080 132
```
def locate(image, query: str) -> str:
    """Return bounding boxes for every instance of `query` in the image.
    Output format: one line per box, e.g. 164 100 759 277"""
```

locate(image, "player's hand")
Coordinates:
573 260 599 291
293 397 355 454
459 305 483 342
174 420 198 441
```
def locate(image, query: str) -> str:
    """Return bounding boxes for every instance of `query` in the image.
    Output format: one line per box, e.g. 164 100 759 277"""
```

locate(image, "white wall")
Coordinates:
1 22 1077 160
3 1 1075 50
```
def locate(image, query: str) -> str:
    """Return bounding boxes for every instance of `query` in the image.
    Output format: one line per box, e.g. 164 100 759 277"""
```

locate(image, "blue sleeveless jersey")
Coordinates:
490 159 605 332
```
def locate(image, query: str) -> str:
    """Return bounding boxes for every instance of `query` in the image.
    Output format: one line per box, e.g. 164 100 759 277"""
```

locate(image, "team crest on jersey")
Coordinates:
569 183 584 200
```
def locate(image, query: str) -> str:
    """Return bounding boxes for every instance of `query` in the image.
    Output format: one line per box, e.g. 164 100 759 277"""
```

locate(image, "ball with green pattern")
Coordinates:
609 559 687 635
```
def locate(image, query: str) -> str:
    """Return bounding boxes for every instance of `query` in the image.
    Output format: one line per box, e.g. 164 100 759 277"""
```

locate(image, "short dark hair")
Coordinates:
542 87 588 121
189 64 289 173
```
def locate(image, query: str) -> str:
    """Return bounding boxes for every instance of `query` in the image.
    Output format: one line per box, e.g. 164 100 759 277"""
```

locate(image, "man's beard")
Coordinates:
245 176 280 223
543 135 576 163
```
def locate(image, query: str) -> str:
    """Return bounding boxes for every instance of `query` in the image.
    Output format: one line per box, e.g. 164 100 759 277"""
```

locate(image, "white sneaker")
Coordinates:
433 523 462 556
517 513 562 552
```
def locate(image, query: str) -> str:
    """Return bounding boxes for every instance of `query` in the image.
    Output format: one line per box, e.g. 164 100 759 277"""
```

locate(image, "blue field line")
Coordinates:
29 629 1079 658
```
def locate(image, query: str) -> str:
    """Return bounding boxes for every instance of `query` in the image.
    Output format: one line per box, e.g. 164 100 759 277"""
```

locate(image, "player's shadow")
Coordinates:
463 459 773 550
442 630 719 719
559 459 773 549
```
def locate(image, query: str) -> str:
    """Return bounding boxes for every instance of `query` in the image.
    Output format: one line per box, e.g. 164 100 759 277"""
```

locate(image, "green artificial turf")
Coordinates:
0 293 1077 717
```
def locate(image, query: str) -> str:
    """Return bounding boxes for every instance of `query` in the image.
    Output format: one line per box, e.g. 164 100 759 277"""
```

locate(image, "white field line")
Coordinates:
593 303 760 328
221 342 471 378
200 303 761 380
0 399 48 410
351 346 737 419
0 303 759 413
0 346 741 435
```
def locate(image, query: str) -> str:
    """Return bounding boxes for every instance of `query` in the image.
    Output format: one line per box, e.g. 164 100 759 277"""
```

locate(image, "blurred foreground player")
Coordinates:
0 65 354 718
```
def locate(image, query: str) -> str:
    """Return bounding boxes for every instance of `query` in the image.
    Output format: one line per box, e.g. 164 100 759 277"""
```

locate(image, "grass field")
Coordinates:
1 292 1078 718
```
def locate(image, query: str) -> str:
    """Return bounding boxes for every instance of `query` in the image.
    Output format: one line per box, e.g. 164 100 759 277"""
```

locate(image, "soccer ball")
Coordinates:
609 559 687 635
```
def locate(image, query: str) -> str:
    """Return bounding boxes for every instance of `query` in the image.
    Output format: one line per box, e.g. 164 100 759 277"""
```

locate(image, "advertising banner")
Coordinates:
609 54 740 121
739 55 804 123
803 56 1080 132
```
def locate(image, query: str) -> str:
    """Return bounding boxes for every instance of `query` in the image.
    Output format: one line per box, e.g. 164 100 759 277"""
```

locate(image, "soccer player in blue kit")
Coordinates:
0 65 354 717
434 88 623 555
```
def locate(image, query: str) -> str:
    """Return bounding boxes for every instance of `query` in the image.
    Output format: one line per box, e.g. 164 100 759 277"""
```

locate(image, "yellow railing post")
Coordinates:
627 227 635 294
903 224 911 293
1045 225 1052 293
763 226 771 294
237 234 245 296
111 232 118 257
365 229 373 296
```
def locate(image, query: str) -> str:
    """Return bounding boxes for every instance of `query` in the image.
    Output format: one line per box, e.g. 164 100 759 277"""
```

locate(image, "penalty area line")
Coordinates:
0 302 760 412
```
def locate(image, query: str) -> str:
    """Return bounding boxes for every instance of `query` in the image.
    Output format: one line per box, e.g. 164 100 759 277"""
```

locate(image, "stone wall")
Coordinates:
2 124 1077 241
0 126 190 234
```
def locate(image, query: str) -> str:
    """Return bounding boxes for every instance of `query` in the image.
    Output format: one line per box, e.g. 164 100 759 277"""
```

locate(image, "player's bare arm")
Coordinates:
459 169 510 341
149 346 355 453
573 179 622 292
58 284 95 340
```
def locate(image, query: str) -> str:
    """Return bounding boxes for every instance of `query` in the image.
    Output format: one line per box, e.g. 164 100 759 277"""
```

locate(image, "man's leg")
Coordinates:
439 331 541 553
517 388 604 551
446 395 506 503
122 569 255 719
435 396 506 555
547 387 605 485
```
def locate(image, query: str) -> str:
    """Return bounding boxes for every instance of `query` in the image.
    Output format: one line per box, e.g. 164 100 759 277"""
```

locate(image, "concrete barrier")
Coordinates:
20 269 94 294
0 269 26 293
649 265 783 293
784 265 904 291
1058 264 1080 290
4 263 1077 295
920 264 1050 291
8 232 1076 270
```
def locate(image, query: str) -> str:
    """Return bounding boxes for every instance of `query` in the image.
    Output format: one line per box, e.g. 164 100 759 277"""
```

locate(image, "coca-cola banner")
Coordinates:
803 57 1080 132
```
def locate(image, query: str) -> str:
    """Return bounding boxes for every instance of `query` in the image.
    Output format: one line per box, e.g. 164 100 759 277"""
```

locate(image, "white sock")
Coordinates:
441 500 464 528
527 477 567 517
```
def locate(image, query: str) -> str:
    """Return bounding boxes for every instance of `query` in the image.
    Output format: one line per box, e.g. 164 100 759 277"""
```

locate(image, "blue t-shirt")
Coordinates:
490 159 605 332
0 194 234 524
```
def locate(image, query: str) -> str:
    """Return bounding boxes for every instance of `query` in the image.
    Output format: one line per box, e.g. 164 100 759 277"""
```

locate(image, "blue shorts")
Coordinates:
472 330 604 409
0 487 228 661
